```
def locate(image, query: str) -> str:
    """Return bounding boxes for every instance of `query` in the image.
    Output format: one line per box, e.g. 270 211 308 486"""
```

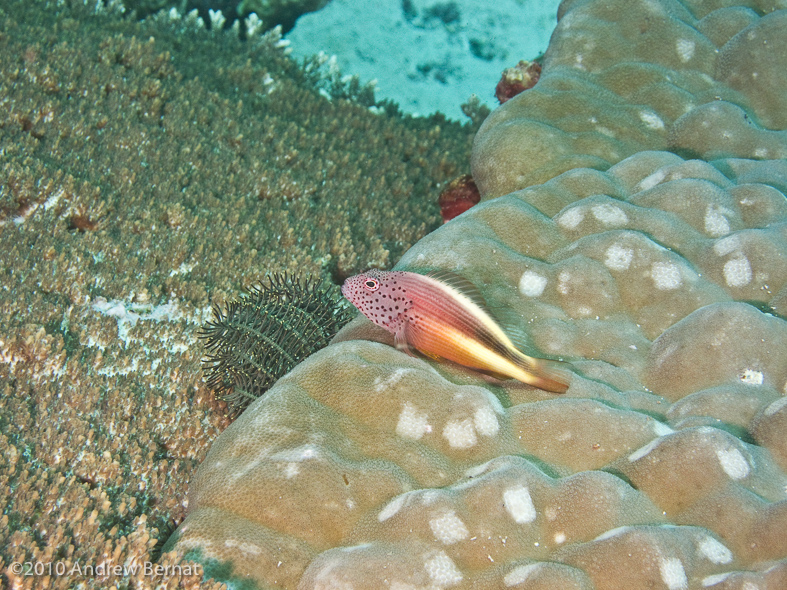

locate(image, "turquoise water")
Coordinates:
286 0 562 120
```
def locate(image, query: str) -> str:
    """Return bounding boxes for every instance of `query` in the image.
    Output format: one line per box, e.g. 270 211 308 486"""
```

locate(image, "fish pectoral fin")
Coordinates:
396 320 442 362
418 349 443 362
394 322 417 357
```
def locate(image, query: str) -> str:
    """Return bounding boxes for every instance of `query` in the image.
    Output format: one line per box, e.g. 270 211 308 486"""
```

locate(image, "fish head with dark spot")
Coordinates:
341 269 412 332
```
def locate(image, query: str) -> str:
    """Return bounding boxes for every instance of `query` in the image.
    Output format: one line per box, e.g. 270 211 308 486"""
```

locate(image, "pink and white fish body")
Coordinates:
341 269 569 393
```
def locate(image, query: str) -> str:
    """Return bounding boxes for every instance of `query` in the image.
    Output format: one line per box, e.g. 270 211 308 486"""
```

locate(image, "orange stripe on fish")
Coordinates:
341 269 570 393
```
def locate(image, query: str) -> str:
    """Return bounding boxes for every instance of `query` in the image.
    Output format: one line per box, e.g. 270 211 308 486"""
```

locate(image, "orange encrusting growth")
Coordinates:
341 270 570 393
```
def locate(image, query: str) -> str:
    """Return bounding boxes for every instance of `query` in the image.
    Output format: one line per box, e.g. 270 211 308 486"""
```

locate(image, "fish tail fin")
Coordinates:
512 352 572 394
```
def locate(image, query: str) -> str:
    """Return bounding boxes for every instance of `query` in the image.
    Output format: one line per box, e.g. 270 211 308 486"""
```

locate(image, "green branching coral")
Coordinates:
237 0 330 33
199 273 353 413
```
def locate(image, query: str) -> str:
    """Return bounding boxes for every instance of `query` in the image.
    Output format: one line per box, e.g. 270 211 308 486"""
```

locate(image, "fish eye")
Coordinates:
364 278 380 291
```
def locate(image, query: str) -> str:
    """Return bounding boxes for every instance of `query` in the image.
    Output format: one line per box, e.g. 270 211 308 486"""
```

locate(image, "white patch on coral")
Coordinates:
764 396 787 416
660 557 688 590
429 510 469 545
474 406 499 436
504 563 542 586
628 437 662 462
653 421 674 436
378 495 406 522
699 537 733 564
284 463 299 479
420 490 440 505
594 526 629 542
271 444 319 462
702 573 731 587
374 367 412 392
740 369 763 385
723 256 752 287
713 235 740 256
443 418 477 449
556 430 572 442
637 169 667 191
651 261 682 290
557 271 571 295
558 207 584 229
554 532 566 544
676 39 695 62
704 205 731 237
224 539 261 556
42 187 66 211
396 402 431 440
605 243 634 271
503 485 536 524
591 203 628 226
716 447 749 480
639 110 665 130
576 305 592 316
169 261 197 277
423 551 463 586
91 297 190 347
519 271 548 297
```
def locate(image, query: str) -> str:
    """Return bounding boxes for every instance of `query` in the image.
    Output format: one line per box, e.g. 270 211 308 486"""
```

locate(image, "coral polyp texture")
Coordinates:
170 0 787 588
0 0 471 588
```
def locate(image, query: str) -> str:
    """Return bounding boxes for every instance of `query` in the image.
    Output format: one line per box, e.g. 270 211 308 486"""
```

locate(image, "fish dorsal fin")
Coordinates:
491 307 536 352
427 269 529 344
426 269 521 356
425 269 488 311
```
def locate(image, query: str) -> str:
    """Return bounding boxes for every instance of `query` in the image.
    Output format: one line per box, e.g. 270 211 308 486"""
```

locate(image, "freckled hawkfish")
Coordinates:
341 269 570 393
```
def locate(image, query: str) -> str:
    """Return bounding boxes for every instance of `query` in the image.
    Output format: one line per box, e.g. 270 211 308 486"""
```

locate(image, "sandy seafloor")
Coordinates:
0 0 543 586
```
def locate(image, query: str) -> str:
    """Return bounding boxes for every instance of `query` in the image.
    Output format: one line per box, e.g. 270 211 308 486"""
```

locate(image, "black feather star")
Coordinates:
199 273 354 414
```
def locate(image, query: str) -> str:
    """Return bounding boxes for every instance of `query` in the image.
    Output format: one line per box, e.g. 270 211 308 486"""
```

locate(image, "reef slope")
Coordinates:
0 1 471 588
173 1 787 588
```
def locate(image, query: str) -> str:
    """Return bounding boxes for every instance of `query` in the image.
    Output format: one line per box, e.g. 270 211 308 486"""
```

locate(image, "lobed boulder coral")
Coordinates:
471 0 787 197
174 151 787 589
171 0 787 588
